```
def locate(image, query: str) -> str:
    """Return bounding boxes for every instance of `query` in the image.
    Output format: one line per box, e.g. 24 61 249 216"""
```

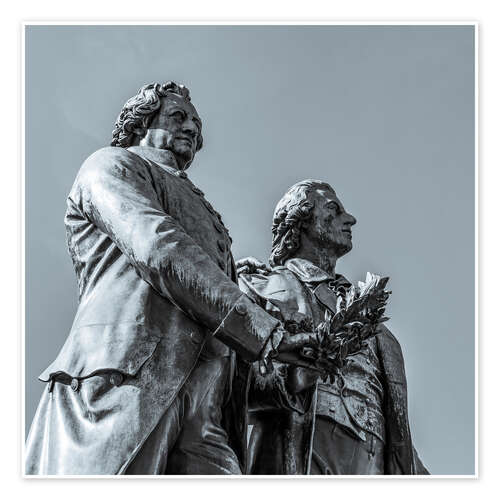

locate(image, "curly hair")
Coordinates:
110 81 203 150
270 179 331 267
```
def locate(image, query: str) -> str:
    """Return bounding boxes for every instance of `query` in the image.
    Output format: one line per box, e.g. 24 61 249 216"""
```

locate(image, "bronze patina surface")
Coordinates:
25 82 312 475
238 180 429 475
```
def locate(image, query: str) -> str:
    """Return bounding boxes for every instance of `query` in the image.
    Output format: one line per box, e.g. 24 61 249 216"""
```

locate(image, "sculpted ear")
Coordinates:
300 201 315 230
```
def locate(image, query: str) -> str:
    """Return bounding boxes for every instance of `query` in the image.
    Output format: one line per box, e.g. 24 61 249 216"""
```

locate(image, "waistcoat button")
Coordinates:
217 240 226 252
110 372 123 387
235 303 247 316
70 378 80 392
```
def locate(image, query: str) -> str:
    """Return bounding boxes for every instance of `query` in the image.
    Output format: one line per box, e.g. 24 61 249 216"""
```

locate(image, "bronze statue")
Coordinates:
25 82 313 475
238 180 429 475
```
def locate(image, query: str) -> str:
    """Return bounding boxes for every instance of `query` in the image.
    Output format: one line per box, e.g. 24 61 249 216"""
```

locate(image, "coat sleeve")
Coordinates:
74 147 279 361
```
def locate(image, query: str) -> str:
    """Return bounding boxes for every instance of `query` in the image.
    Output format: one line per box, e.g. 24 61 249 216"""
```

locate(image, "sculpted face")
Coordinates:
137 93 202 169
305 186 357 257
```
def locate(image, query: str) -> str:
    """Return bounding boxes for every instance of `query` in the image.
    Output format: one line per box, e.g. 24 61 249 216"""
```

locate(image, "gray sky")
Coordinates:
25 25 475 474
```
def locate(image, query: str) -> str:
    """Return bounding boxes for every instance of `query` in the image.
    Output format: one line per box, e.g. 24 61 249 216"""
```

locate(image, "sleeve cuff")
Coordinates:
212 294 280 361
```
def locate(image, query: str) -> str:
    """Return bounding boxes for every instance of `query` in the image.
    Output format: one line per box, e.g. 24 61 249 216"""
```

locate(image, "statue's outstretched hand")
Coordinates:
277 333 331 388
275 331 320 367
258 328 321 375
277 331 315 353
236 256 270 276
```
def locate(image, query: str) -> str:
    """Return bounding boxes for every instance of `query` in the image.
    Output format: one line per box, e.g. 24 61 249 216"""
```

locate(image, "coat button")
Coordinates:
110 372 123 387
213 221 223 233
235 303 247 315
70 378 80 392
191 186 204 196
218 259 226 270
217 240 226 252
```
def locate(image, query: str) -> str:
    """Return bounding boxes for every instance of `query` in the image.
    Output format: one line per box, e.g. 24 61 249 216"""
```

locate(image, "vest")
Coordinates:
316 336 385 443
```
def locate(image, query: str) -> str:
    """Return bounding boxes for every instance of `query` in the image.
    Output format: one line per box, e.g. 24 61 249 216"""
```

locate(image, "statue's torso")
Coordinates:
316 336 385 443
241 262 386 442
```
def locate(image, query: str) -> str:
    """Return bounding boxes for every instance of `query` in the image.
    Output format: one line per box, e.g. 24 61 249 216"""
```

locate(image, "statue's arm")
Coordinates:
74 147 279 361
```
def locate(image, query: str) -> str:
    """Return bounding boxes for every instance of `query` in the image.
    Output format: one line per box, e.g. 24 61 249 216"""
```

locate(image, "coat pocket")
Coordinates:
39 322 162 381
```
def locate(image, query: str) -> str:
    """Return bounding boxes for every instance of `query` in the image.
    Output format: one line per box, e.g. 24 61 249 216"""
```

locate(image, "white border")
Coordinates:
21 19 26 481
474 20 479 481
24 20 477 25
20 21 479 480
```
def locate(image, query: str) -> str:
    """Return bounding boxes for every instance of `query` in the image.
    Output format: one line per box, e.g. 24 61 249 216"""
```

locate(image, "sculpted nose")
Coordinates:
345 213 356 226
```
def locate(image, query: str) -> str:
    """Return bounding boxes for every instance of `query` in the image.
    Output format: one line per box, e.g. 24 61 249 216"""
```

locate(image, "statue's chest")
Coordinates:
155 172 232 270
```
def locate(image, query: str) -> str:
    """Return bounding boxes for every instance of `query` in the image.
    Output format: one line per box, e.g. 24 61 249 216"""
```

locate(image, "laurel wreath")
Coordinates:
295 272 391 382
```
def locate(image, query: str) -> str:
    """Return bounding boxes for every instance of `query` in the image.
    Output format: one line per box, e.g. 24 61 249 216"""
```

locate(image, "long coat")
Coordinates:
25 145 280 475
238 259 428 475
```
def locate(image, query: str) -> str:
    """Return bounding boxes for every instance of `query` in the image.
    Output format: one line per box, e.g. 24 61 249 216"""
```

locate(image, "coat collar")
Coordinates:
283 258 350 287
127 146 180 172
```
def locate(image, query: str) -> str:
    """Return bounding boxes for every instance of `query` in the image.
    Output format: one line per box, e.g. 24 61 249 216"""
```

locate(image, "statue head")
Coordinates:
111 81 203 170
270 180 357 267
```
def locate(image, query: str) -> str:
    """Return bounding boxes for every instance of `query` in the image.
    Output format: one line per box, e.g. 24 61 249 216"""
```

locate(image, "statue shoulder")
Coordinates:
82 146 144 170
239 267 303 303
377 324 401 347
76 146 150 186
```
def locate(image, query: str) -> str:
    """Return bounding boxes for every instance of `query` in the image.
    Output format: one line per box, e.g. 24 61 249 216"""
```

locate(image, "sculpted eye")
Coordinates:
170 110 185 120
326 202 340 214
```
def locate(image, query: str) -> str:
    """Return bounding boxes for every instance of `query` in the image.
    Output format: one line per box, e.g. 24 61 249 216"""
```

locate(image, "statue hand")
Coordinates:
236 256 270 276
274 332 322 371
278 331 316 353
258 330 319 376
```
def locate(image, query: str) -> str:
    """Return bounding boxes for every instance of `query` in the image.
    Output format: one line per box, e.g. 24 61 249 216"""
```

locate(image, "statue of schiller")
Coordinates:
238 180 429 475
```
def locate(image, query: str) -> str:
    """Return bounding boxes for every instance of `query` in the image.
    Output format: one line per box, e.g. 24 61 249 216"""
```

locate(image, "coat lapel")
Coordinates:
312 282 340 314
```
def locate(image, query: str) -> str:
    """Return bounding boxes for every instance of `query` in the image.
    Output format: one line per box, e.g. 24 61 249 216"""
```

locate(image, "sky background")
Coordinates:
25 25 475 475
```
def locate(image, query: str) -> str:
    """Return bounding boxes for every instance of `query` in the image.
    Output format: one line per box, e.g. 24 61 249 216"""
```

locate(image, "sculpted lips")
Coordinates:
342 229 352 238
177 136 194 148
